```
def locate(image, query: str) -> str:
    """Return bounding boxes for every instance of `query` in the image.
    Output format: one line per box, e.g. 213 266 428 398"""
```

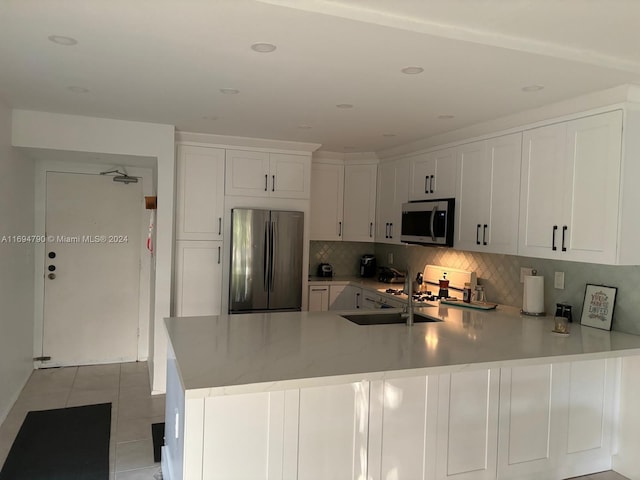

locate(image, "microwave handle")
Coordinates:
430 205 437 242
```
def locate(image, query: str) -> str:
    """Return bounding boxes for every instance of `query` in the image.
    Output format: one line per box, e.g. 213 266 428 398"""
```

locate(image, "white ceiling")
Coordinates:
1 0 639 153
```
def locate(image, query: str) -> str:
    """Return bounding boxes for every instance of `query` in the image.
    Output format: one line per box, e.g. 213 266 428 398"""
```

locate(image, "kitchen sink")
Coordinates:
341 311 442 325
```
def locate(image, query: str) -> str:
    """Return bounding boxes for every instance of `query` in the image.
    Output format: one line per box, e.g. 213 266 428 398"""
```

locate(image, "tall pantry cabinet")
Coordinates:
174 145 225 316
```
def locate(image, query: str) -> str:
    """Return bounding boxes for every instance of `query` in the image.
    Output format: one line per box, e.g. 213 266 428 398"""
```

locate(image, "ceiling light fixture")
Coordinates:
220 88 240 95
521 84 544 92
336 104 354 109
401 66 424 75
67 86 89 94
251 42 277 53
438 114 455 120
48 35 78 46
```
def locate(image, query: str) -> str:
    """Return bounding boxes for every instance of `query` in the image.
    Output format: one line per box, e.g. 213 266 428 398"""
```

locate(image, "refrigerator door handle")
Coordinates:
269 221 276 291
263 221 270 291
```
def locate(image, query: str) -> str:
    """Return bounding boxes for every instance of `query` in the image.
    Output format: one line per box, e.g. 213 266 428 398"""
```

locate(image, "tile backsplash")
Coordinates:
310 241 640 335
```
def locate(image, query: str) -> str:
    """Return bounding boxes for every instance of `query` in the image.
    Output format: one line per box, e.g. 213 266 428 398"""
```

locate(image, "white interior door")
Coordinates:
42 172 142 366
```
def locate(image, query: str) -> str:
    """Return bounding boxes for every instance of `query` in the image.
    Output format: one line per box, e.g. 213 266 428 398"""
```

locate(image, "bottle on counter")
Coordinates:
463 282 472 303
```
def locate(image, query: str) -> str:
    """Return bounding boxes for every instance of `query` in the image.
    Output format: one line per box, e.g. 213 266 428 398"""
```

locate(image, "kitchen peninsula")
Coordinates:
163 303 640 480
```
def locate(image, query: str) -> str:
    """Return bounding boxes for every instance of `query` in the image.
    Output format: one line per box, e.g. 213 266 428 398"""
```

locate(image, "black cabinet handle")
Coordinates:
424 176 429 194
356 292 360 309
430 175 435 193
385 223 389 238
338 221 342 237
552 225 558 251
369 222 373 238
218 218 222 235
389 223 393 238
272 175 275 192
483 224 488 246
264 174 268 191
476 224 481 245
217 246 221 264
562 226 567 252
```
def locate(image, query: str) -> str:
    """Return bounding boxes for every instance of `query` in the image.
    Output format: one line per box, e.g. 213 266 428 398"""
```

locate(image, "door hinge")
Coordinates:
33 356 51 361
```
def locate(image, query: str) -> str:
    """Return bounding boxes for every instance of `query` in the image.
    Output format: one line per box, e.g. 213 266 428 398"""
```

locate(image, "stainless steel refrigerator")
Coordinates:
229 208 304 313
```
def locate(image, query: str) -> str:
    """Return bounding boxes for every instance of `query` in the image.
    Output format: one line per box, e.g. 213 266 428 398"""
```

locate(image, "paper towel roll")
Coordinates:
523 275 545 315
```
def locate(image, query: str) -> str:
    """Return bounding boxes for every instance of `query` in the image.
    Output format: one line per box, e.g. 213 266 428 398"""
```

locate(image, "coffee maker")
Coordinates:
360 255 376 278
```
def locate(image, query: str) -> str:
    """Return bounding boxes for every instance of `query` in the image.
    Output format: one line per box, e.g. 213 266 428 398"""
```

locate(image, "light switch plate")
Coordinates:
520 267 534 283
554 271 565 289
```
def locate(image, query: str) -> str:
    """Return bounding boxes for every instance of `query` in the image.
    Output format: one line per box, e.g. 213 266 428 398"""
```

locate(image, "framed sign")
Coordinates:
580 284 617 331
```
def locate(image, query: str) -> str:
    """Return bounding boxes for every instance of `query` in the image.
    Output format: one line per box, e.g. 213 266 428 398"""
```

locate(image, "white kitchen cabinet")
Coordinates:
297 382 369 480
328 285 362 310
519 110 622 263
176 145 225 241
368 376 439 480
308 285 329 312
455 133 521 254
310 162 344 241
376 159 409 244
310 160 377 242
174 240 223 316
225 149 311 199
343 163 377 241
436 368 500 480
410 147 458 201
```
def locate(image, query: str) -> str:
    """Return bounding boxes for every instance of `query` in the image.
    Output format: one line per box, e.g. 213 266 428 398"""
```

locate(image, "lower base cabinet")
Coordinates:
174 240 223 316
307 286 329 311
164 358 623 480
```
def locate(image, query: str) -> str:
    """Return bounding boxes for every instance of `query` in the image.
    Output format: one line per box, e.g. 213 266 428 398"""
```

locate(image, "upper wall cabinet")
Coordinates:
376 159 409 244
225 149 311 199
310 160 377 242
455 133 522 254
519 110 623 264
409 147 458 201
176 145 225 241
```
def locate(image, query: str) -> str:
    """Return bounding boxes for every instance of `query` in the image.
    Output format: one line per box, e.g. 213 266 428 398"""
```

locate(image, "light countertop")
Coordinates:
165 303 640 398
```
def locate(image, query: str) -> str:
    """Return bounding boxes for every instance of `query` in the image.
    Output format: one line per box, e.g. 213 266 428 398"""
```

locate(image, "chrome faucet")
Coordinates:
402 267 414 326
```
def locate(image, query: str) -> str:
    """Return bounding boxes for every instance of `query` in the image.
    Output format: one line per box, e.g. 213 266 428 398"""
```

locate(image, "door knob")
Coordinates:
48 273 56 280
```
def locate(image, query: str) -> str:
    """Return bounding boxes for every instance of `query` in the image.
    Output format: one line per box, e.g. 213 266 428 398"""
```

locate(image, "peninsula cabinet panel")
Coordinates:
202 391 286 480
436 369 500 480
368 377 439 480
176 145 225 241
297 382 369 480
497 363 566 480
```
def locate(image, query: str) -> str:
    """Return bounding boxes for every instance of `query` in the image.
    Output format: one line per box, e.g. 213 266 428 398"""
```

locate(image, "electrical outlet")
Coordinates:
520 267 534 283
554 271 565 289
388 252 393 264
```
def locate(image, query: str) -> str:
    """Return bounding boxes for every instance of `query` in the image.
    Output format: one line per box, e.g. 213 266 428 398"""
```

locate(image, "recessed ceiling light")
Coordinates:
48 35 78 46
297 124 312 129
336 104 354 109
401 66 424 75
382 133 396 137
67 86 89 94
438 114 455 120
522 84 544 92
220 88 240 95
251 42 277 53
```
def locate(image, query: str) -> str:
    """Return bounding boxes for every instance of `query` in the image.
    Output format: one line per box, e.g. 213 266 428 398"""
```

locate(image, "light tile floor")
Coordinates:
0 364 632 480
0 362 164 480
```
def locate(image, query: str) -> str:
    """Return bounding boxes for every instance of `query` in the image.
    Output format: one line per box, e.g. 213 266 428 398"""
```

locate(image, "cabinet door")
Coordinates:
174 241 222 316
518 123 566 259
297 382 369 480
485 133 522 254
310 162 344 241
563 111 622 264
433 147 458 198
376 161 396 243
455 140 490 252
329 285 362 310
269 153 311 199
225 149 270 197
176 145 225 240
343 164 377 242
410 152 436 200
436 369 499 480
308 286 329 312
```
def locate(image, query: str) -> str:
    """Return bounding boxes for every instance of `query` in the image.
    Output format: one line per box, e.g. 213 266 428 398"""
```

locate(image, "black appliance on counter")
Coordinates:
378 267 406 284
360 255 376 278
317 263 333 277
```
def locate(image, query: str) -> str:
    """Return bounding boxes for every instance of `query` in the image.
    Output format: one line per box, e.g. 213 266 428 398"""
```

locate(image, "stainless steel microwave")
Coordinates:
400 198 455 246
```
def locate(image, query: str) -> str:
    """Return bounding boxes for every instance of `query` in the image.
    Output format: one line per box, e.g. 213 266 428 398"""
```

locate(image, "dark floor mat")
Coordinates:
151 422 165 463
0 402 111 480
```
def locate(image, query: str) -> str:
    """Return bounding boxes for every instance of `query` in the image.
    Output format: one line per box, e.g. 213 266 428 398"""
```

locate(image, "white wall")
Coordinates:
0 101 35 423
12 110 175 393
